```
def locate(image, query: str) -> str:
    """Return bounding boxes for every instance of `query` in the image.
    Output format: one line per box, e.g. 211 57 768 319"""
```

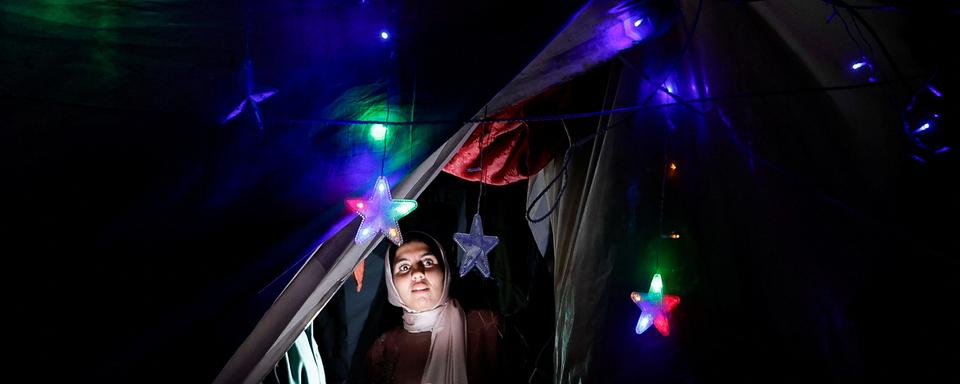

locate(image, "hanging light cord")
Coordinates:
476 106 488 215
524 119 575 223
381 102 390 176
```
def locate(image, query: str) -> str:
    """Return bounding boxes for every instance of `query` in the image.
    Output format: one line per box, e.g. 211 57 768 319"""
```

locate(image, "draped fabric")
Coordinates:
188 0 954 381
526 0 956 382
215 2 652 382
441 102 543 186
4 1 585 381
526 66 622 383
441 95 561 186
441 54 631 187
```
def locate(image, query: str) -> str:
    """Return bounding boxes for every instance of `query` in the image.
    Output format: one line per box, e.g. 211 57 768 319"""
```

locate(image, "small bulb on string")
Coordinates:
849 59 876 82
370 123 387 140
660 231 680 239
623 16 654 42
379 30 390 41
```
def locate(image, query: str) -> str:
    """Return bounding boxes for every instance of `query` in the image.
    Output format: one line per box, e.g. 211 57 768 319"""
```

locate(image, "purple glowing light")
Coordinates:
912 122 931 134
934 146 950 154
927 85 942 97
623 16 654 42
379 30 390 40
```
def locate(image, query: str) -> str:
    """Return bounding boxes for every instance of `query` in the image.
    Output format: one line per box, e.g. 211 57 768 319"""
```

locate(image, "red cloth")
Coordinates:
443 66 612 185
443 97 565 186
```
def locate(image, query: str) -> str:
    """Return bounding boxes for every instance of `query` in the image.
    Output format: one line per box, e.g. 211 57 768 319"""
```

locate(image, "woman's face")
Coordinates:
392 240 445 312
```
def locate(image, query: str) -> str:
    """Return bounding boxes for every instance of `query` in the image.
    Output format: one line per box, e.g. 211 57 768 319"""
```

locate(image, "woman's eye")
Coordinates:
423 260 434 267
398 265 409 273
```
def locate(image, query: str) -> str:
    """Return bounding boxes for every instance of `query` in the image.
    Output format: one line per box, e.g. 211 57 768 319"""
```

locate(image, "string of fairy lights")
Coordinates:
231 0 951 338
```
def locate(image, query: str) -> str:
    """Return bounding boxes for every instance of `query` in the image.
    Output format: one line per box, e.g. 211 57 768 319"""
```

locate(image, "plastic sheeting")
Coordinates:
267 323 326 384
528 0 956 382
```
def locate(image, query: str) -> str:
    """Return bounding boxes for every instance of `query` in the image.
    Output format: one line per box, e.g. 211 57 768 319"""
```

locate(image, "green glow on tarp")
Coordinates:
321 83 427 177
353 99 416 172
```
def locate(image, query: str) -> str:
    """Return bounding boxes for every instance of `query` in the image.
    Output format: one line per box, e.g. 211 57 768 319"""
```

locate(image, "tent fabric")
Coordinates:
213 119 486 384
527 68 621 383
215 1 652 382
6 0 588 381
9 0 956 382
528 0 956 382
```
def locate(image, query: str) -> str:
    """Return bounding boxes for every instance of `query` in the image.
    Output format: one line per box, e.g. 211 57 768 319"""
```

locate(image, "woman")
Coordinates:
363 231 499 384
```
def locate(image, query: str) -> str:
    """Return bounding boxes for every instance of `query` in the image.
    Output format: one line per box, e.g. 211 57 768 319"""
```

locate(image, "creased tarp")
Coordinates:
212 1 649 381
527 0 952 382
526 61 622 383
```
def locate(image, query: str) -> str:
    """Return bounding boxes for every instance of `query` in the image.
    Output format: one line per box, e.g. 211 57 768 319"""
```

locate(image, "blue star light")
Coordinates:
630 273 680 336
453 214 499 278
222 59 277 130
345 176 417 246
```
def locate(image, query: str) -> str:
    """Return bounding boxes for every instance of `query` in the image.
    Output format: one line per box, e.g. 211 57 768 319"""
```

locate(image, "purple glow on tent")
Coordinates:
603 5 656 50
664 78 676 94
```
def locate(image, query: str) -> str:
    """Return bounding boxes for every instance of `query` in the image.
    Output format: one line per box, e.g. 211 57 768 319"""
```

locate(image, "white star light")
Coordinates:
453 214 499 278
345 176 417 246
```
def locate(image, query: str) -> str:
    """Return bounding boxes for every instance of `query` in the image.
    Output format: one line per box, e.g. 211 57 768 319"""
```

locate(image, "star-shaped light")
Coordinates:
222 60 277 130
630 273 680 336
345 176 417 246
453 214 499 278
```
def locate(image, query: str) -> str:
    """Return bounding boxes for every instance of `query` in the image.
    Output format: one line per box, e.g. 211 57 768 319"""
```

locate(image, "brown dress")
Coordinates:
364 309 499 384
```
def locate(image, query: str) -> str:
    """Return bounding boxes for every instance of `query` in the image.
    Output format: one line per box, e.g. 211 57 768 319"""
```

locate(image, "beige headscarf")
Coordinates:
384 232 468 384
